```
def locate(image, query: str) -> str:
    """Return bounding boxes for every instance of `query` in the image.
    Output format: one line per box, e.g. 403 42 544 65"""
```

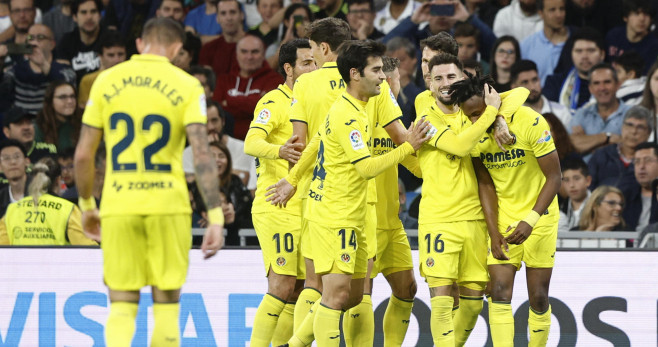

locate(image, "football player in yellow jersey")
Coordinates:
244 38 317 347
268 40 430 347
414 32 459 120
451 74 561 347
74 18 224 346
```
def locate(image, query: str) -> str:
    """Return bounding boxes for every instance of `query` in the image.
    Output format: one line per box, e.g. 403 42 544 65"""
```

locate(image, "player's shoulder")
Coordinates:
512 107 546 127
259 85 290 104
415 90 432 105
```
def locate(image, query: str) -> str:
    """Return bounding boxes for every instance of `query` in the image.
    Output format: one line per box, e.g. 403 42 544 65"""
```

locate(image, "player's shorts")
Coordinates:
419 220 489 285
365 202 377 259
372 226 413 278
488 222 558 269
101 214 191 291
300 199 313 260
308 220 367 276
253 212 304 279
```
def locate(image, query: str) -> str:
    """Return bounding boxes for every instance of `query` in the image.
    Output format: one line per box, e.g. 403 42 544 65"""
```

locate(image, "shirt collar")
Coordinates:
342 92 368 110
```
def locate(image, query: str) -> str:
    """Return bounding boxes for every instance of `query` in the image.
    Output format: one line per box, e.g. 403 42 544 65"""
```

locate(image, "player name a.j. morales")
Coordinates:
479 148 526 163
103 76 184 106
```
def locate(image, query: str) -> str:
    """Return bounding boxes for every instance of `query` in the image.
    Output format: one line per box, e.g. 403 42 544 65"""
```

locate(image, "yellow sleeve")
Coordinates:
0 217 8 245
289 77 308 123
499 87 530 119
285 132 320 186
183 80 208 126
400 154 422 178
244 127 280 160
426 105 498 157
354 142 414 179
66 206 98 246
525 113 557 157
375 82 403 127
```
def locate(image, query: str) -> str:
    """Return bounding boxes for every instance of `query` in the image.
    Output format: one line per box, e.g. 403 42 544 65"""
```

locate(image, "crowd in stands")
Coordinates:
1 0 658 247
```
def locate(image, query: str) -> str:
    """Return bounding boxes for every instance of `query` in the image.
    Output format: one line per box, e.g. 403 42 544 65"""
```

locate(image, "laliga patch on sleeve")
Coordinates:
389 89 399 106
350 130 365 150
291 98 298 107
536 130 552 144
199 94 207 116
256 108 271 124
427 124 438 138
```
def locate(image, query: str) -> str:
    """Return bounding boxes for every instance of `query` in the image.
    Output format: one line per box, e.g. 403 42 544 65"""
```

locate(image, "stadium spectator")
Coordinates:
571 63 631 159
454 21 489 74
492 0 543 42
77 30 126 108
102 0 159 56
240 0 263 28
386 36 422 127
0 24 76 114
511 60 572 127
190 64 216 99
605 0 658 74
588 105 652 191
213 35 282 139
559 158 592 231
576 185 626 231
3 107 57 163
624 142 658 230
210 140 253 245
544 27 605 113
42 0 75 43
310 0 348 20
60 142 104 205
172 31 201 71
613 51 646 106
462 57 483 76
199 0 244 79
156 0 185 23
520 0 569 85
262 4 313 68
184 0 223 44
346 0 383 40
0 0 38 69
565 0 623 35
0 139 29 217
640 60 658 135
247 0 282 48
543 112 578 164
490 35 520 92
35 81 82 151
373 0 420 34
55 0 103 84
57 147 75 190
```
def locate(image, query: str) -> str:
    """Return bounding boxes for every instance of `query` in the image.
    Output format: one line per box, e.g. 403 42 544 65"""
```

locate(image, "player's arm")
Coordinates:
74 124 103 242
383 119 423 177
244 129 303 163
428 106 499 157
505 150 561 244
66 206 98 245
490 86 529 150
0 216 8 245
472 157 508 260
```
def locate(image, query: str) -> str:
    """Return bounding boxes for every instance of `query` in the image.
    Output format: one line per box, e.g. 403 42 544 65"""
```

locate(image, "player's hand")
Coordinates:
505 221 533 245
201 224 224 259
489 232 509 260
279 134 304 164
265 178 296 207
82 209 101 242
493 117 513 151
484 83 501 109
406 119 432 151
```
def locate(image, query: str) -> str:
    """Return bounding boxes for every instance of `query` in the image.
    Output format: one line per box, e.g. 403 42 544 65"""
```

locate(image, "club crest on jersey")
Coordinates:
426 257 435 268
341 253 351 263
536 130 552 144
389 89 399 106
256 109 271 124
350 130 365 150
276 257 287 266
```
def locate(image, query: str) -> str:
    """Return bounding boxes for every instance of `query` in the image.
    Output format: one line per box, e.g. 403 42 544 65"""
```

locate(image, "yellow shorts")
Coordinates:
488 222 558 269
419 220 489 285
372 226 413 278
365 203 377 259
253 212 304 279
101 214 191 291
308 220 367 276
300 199 313 260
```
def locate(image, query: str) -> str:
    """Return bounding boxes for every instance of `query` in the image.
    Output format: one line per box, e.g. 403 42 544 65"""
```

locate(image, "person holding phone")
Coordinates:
346 0 384 40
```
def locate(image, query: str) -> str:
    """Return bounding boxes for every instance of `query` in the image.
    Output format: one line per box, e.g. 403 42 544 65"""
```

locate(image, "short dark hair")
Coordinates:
453 22 479 43
448 71 495 106
0 139 27 158
182 31 202 66
385 36 416 59
562 157 590 176
420 32 459 56
96 29 125 55
71 0 102 16
141 17 185 45
337 40 386 83
284 3 313 22
57 147 76 161
307 18 351 52
206 99 226 120
536 0 565 11
589 62 618 82
428 52 462 75
278 38 311 77
189 65 216 91
159 0 184 8
510 59 538 84
622 0 653 17
256 0 282 7
217 0 244 14
382 56 400 73
635 142 658 157
346 0 374 11
614 51 645 78
571 27 605 52
462 58 482 75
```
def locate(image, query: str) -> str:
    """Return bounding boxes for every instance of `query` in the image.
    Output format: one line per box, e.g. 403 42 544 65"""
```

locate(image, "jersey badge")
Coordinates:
350 130 365 150
427 124 438 138
276 257 287 266
426 257 435 268
341 253 351 263
536 130 552 144
256 109 271 125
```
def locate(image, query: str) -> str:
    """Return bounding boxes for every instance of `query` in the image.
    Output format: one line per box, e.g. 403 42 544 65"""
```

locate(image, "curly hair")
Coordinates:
447 71 495 106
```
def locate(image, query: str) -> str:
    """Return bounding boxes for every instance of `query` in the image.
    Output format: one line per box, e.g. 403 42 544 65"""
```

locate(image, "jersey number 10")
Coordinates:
110 113 172 172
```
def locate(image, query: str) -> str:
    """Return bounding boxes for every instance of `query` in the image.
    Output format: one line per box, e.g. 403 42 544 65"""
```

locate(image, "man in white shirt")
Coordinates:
374 0 421 34
493 0 543 42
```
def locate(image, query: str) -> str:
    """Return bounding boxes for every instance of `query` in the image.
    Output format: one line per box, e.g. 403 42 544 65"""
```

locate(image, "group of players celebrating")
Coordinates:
246 17 561 347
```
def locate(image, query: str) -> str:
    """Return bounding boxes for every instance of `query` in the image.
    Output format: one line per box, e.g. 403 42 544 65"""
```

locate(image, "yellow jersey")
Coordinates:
249 84 302 215
414 90 434 118
82 54 207 217
473 107 559 227
372 122 403 230
305 93 372 227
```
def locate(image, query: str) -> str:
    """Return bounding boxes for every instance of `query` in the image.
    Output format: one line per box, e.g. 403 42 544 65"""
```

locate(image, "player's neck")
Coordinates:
320 53 338 66
346 85 368 103
436 98 458 114
285 78 294 91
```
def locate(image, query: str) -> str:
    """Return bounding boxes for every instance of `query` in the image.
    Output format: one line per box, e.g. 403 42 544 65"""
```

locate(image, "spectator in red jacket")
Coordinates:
213 35 282 139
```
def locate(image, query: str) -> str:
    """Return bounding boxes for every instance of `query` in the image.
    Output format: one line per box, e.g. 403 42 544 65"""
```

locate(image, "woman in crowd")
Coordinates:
577 185 626 231
173 32 202 71
0 158 96 245
35 81 82 151
490 35 520 92
640 59 658 138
